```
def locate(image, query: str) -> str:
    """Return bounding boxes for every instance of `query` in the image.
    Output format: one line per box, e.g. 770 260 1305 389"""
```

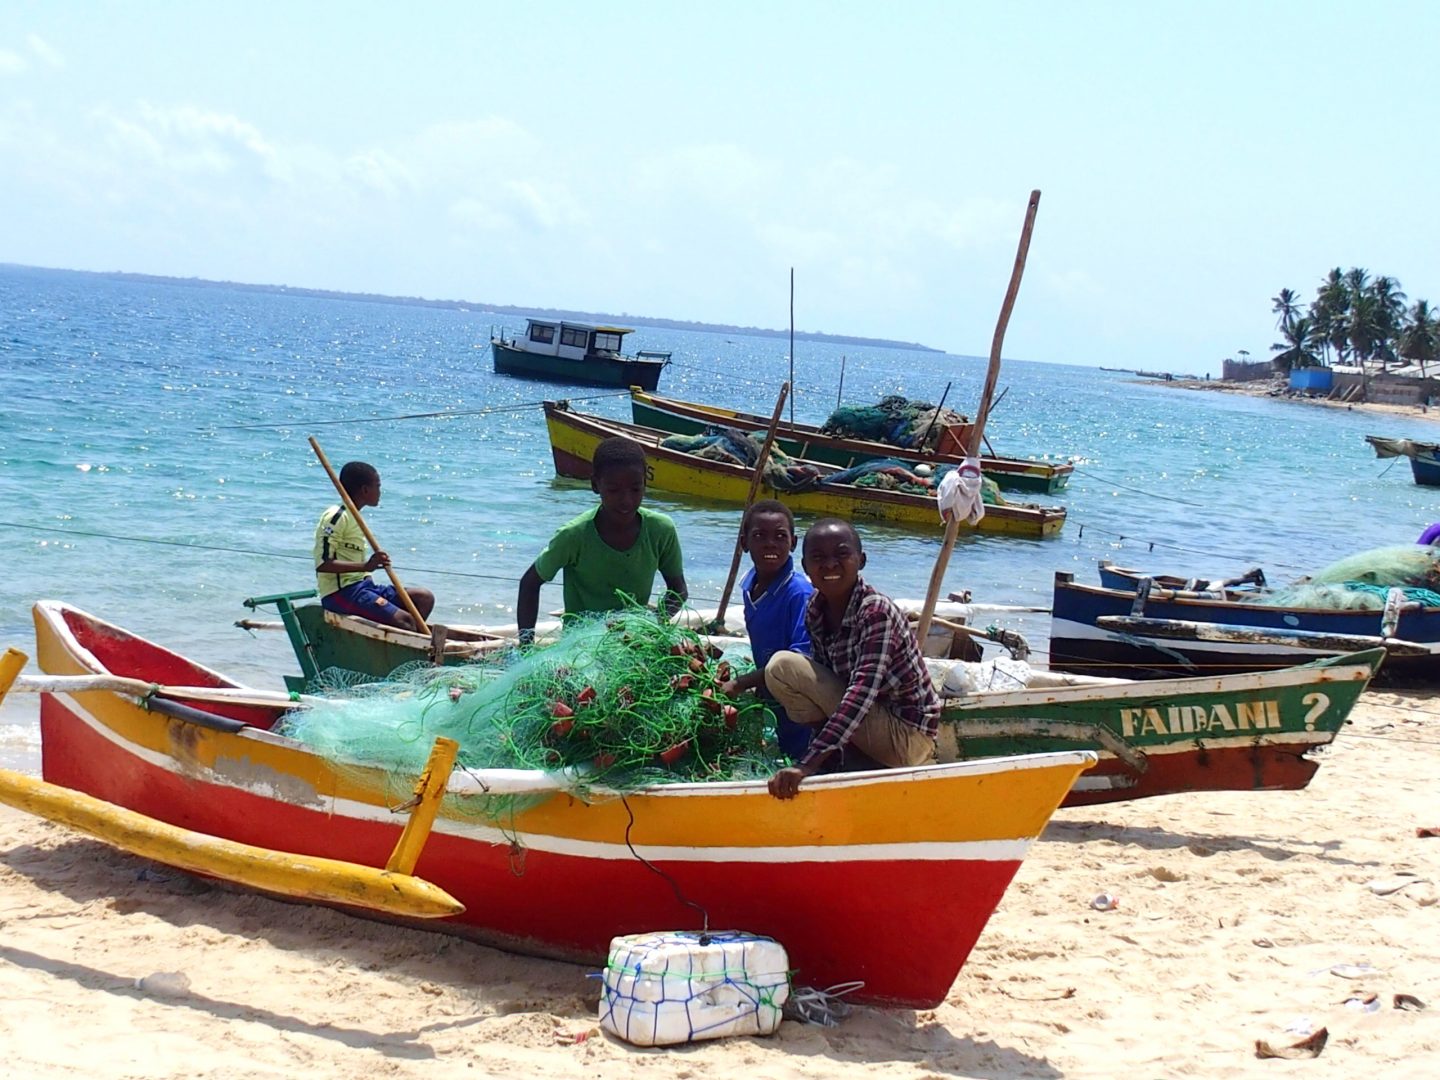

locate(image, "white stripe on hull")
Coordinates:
49 695 1036 865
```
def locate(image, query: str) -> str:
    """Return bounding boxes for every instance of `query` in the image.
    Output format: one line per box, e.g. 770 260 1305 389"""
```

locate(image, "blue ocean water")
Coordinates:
3 264 1438 771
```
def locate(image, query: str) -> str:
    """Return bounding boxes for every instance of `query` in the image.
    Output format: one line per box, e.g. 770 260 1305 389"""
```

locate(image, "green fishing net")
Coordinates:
275 609 785 821
1265 545 1440 609
821 395 968 452
658 428 822 489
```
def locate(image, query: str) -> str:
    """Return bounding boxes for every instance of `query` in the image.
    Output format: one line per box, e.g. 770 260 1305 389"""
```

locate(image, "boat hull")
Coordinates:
630 389 1072 494
944 650 1379 805
493 341 666 391
1050 572 1440 683
546 402 1067 538
32 600 1091 1008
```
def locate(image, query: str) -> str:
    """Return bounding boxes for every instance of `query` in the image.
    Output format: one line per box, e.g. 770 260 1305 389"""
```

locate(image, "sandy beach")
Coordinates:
2 691 1436 1078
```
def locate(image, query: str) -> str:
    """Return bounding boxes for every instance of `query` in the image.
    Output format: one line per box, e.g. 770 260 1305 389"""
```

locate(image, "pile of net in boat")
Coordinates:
658 428 823 490
821 395 968 452
817 459 1006 504
1264 545 1440 610
275 609 783 820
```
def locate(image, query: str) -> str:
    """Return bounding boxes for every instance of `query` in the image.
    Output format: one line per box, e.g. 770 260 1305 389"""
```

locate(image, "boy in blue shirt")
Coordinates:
718 499 814 760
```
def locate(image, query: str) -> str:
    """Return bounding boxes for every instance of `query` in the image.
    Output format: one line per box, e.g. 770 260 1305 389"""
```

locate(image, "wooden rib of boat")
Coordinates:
1051 568 1440 683
1365 434 1440 486
630 387 1072 494
544 401 1067 539
30 599 1092 1009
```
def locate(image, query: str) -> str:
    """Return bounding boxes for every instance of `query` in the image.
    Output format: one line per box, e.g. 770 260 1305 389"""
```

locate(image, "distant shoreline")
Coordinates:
0 262 946 354
1149 374 1440 424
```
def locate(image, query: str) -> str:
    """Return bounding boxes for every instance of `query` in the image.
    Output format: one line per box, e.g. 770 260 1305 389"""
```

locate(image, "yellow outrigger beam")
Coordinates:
0 648 464 920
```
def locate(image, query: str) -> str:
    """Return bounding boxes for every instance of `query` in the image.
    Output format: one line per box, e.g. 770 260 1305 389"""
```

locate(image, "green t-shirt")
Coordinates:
313 504 369 598
533 507 684 615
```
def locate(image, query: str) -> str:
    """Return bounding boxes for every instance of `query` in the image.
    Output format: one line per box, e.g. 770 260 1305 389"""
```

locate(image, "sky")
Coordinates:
3 1 1438 374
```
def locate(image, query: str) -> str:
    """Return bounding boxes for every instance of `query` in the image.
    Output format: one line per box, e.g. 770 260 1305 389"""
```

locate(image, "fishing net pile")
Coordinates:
821 395 969 452
817 459 1007 504
658 428 1008 504
1264 545 1440 610
276 609 783 819
659 428 823 490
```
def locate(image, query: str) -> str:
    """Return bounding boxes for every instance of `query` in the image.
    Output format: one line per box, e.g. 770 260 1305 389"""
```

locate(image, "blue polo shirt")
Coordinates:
741 556 814 760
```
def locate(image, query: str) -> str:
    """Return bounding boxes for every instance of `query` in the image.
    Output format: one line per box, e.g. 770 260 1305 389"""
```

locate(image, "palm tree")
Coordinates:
1347 291 1384 364
1271 288 1302 332
1400 299 1440 378
1271 316 1322 374
1310 268 1349 364
1369 276 1408 366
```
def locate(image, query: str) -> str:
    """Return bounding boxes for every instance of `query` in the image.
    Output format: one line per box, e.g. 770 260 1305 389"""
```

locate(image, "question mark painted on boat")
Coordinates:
1300 692 1329 732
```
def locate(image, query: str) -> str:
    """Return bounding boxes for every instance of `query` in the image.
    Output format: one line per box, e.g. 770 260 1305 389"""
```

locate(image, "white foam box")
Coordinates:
598 930 791 1046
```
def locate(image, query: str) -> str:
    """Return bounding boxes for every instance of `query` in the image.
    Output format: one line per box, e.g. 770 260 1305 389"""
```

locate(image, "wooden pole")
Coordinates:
918 381 953 451
916 191 1041 645
308 436 430 635
712 382 791 629
788 268 796 426
837 354 846 410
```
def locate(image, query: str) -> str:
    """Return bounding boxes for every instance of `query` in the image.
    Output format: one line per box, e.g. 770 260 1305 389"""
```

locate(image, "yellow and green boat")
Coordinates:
630 387 1073 495
544 400 1067 538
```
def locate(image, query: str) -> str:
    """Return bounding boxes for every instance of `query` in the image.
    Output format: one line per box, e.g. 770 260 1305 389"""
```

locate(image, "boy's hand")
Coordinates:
718 679 744 698
768 766 807 800
365 551 391 572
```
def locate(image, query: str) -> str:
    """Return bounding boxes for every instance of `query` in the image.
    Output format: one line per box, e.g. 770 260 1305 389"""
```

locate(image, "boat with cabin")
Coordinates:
491 319 671 390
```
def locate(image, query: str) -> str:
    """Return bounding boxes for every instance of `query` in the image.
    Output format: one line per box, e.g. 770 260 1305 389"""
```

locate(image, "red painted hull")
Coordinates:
41 697 1016 1006
32 600 1092 1008
1062 743 1321 806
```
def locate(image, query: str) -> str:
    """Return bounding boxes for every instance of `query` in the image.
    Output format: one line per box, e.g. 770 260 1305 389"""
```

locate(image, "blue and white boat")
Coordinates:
1365 435 1440 486
1049 567 1440 684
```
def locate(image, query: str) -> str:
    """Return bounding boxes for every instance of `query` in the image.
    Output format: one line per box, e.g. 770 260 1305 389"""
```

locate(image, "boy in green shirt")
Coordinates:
517 437 688 643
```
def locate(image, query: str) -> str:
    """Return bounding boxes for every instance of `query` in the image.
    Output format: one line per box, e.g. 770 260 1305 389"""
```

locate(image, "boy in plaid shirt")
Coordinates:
765 517 940 800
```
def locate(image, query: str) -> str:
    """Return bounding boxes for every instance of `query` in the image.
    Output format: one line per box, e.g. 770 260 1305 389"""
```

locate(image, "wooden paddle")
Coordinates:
712 381 791 630
916 191 1041 645
308 436 430 635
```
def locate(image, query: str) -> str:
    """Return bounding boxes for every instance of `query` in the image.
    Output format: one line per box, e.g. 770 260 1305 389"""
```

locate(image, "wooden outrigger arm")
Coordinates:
0 648 463 919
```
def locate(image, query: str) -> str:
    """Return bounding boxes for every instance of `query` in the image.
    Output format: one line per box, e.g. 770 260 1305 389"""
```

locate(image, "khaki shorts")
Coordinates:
764 650 936 767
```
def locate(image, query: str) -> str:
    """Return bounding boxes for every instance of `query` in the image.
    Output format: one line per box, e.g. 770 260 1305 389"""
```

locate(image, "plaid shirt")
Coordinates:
800 578 941 767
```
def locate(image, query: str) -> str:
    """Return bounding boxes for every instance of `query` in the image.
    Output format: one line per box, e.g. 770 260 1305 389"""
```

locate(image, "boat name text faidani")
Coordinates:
1117 694 1330 738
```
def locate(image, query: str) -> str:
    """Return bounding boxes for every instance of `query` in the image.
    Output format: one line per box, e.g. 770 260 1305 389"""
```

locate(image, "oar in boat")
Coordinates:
711 381 791 630
308 435 431 636
916 190 1041 644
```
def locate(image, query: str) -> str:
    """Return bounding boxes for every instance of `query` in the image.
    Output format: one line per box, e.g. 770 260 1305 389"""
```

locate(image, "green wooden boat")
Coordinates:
630 387 1072 494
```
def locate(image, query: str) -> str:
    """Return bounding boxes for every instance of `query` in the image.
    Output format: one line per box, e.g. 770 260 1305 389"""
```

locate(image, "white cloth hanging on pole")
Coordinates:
937 460 985 526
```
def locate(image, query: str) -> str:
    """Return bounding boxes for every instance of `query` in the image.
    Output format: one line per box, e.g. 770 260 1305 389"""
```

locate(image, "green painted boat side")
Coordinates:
938 649 1382 804
630 391 1072 494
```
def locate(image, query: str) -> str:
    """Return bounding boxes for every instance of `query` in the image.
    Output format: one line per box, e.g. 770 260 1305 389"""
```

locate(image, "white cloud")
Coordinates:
93 102 290 182
0 49 25 75
26 34 63 68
